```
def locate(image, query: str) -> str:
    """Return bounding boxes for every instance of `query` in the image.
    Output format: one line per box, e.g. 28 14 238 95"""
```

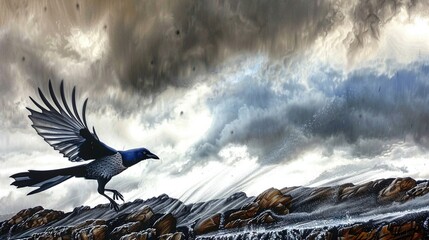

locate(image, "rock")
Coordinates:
226 192 247 202
30 219 106 239
307 229 334 240
0 206 44 234
338 182 372 201
225 211 277 229
249 212 276 225
125 205 154 223
194 213 221 235
336 221 424 239
255 188 292 214
110 221 143 240
159 232 185 240
401 181 429 202
6 177 429 239
257 188 289 208
221 188 290 232
378 221 423 239
285 186 339 212
72 219 107 231
15 209 65 233
338 224 377 239
71 220 107 239
228 188 290 222
378 177 417 204
119 228 156 240
71 206 91 215
75 224 108 240
224 219 247 229
228 202 259 221
153 213 176 236
9 206 44 225
338 179 397 202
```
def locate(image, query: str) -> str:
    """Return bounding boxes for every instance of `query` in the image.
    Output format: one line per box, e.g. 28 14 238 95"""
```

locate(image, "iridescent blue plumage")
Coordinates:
10 81 159 211
119 148 159 167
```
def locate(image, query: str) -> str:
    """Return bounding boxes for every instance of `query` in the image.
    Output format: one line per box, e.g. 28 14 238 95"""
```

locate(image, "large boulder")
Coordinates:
378 177 417 204
194 213 221 235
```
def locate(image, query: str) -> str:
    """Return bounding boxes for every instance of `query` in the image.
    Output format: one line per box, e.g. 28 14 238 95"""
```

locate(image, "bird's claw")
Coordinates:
109 200 120 212
111 190 124 202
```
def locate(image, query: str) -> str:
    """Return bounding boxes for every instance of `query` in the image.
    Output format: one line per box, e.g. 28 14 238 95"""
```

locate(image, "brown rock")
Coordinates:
378 177 417 204
154 213 176 236
31 227 69 239
224 188 291 231
228 210 248 221
228 205 259 222
194 213 221 235
15 209 65 232
257 188 282 209
76 224 108 240
119 228 156 240
339 179 393 202
68 219 107 239
338 224 377 239
224 219 248 229
402 181 429 202
273 203 289 215
29 219 106 240
255 188 292 214
10 206 44 225
110 221 143 240
0 206 44 234
378 221 423 240
125 205 154 223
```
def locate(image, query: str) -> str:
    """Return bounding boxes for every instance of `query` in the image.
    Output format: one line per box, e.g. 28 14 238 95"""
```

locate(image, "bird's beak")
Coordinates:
147 153 159 160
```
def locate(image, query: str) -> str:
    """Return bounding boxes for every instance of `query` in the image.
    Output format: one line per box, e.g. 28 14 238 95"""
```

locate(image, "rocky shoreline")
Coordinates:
1 177 429 239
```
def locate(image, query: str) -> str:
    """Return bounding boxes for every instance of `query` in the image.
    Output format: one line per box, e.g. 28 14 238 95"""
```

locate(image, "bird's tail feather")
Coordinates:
10 165 86 195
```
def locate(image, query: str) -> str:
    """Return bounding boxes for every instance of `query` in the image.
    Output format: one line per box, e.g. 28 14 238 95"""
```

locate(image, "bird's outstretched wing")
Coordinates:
27 80 116 162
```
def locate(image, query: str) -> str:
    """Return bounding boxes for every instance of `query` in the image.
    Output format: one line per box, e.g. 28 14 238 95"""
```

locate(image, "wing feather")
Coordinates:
72 87 85 126
28 80 116 161
60 81 76 119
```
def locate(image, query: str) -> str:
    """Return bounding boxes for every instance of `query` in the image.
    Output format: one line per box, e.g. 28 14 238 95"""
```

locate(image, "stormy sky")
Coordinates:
2 0 429 215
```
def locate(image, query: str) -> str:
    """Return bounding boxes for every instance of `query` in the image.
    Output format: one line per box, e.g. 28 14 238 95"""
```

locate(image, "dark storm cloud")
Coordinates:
184 63 429 169
0 0 345 132
0 32 57 131
1 0 428 114
105 0 344 95
105 0 429 96
310 69 429 144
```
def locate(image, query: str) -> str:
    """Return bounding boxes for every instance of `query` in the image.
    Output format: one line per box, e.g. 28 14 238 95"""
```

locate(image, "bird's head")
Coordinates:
120 147 159 167
135 148 159 161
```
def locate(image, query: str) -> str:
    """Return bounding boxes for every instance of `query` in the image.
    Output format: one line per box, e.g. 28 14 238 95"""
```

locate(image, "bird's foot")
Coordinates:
109 199 120 212
111 190 124 202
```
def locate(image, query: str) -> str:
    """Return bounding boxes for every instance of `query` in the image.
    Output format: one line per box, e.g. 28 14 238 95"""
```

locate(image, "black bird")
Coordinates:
10 81 159 211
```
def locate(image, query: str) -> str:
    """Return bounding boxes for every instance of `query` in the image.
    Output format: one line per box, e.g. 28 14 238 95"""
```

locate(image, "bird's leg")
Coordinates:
97 178 120 211
105 189 124 202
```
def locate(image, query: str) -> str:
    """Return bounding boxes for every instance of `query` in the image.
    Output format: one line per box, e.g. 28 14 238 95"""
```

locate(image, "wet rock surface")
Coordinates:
3 177 429 239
